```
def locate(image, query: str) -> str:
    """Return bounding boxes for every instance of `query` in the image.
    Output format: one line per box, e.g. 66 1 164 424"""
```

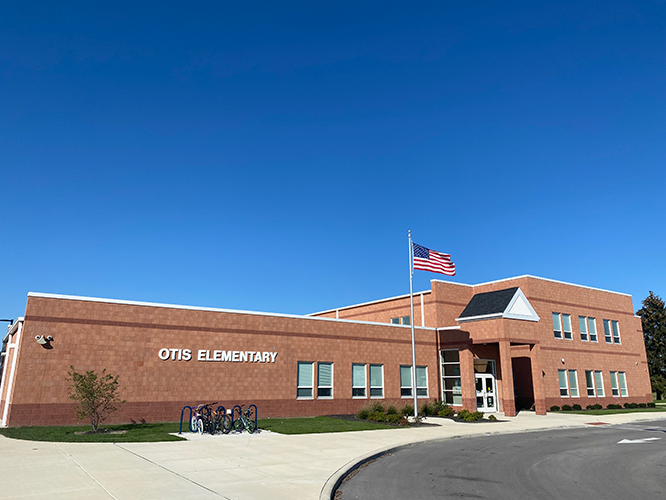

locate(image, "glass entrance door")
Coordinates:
475 373 497 412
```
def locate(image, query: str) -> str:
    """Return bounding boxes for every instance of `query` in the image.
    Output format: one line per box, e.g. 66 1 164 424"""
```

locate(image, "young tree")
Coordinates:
637 292 666 400
67 366 125 432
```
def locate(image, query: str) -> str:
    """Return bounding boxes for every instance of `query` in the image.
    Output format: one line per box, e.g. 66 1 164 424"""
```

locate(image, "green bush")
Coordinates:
385 414 401 425
356 407 370 420
456 409 471 420
370 402 385 414
647 402 656 408
586 404 603 410
462 411 484 422
572 404 582 411
488 414 497 421
607 404 622 409
431 399 448 414
638 403 647 408
401 404 414 417
561 404 572 411
368 411 387 422
438 406 454 418
386 405 398 415
623 402 639 409
549 406 560 411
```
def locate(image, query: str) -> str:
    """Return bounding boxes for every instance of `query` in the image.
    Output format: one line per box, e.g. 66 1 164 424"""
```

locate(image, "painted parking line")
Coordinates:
617 437 662 444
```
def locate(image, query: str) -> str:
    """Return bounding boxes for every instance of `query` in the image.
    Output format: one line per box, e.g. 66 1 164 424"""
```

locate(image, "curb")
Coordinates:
319 415 665 500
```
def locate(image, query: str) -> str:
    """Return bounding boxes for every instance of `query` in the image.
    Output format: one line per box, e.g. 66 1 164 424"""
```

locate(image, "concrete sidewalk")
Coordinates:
1 412 665 500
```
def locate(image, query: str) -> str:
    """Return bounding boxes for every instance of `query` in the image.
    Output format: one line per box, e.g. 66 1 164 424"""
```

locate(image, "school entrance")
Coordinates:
474 360 497 412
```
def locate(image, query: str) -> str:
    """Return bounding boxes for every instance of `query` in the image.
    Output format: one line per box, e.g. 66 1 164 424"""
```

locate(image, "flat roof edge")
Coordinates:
432 275 632 298
26 292 437 331
308 289 431 316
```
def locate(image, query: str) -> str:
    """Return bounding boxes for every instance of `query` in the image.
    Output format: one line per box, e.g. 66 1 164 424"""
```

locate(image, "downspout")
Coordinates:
1 318 24 427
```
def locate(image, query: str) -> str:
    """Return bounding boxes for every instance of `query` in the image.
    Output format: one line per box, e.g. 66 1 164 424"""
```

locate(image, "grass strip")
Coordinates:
0 422 185 442
564 407 666 416
258 416 398 434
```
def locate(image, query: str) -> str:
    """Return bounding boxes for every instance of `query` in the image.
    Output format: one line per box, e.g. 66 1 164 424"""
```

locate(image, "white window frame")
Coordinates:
401 365 429 399
416 366 429 397
610 371 620 397
612 320 621 344
594 370 605 397
553 313 563 339
558 369 569 397
352 363 367 399
317 362 333 399
585 370 595 397
603 320 613 344
618 371 628 397
567 369 579 398
579 316 589 342
369 364 384 398
588 317 598 342
297 361 314 399
390 315 411 325
440 350 462 405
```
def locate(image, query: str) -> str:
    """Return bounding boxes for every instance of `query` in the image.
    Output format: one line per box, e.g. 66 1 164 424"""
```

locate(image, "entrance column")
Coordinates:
459 346 476 412
498 340 516 417
530 343 546 415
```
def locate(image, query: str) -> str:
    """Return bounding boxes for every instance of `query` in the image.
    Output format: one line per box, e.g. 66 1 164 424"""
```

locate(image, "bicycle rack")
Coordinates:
249 404 258 428
231 404 242 427
178 405 195 434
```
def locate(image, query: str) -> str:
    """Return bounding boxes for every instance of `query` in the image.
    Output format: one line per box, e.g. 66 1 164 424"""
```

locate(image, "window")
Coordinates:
390 316 411 325
610 371 619 396
317 362 333 398
583 317 598 342
618 371 628 397
352 363 366 398
553 313 563 339
552 313 572 340
369 364 384 398
440 349 462 405
612 320 621 344
603 320 613 344
585 370 595 396
297 362 314 399
558 369 568 397
579 316 588 341
568 370 579 397
594 370 604 397
401 365 428 398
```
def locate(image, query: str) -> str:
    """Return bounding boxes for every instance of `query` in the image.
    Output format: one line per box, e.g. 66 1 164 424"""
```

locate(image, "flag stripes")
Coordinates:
412 243 455 276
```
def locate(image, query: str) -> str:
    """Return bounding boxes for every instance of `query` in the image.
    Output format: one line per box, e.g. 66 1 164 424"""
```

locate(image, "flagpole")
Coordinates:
408 230 418 419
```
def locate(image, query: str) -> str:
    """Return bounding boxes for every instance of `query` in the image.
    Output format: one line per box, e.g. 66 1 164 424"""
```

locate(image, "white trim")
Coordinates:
308 290 432 316
420 293 425 326
26 292 436 331
1 320 22 427
455 312 503 322
455 287 540 323
431 274 632 298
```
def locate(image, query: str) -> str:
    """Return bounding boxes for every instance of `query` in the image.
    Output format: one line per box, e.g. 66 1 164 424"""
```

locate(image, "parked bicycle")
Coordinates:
233 404 257 433
191 402 232 435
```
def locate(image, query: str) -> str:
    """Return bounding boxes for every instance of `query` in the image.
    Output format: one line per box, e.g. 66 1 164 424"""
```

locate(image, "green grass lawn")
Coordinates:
257 416 398 434
565 407 666 416
0 422 186 442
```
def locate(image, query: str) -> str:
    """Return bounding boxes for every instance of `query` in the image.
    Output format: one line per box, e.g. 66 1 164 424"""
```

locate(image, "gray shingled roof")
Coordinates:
458 287 520 319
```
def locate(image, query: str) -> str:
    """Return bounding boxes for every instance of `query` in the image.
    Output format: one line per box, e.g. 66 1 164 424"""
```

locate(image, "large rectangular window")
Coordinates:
585 370 595 396
369 364 384 398
558 369 569 397
297 362 314 399
440 350 462 405
610 371 620 396
568 370 579 397
618 371 628 397
588 317 598 342
562 314 572 340
317 362 333 398
401 365 428 398
553 313 563 339
612 321 621 344
352 363 366 398
594 370 605 397
603 320 613 344
579 316 588 341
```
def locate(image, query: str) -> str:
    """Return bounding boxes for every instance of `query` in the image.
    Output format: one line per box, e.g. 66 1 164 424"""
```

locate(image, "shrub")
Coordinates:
368 411 387 422
431 399 448 414
438 406 454 418
456 409 471 420
67 365 125 433
607 404 622 409
572 404 582 411
561 404 572 411
370 402 385 414
399 416 410 426
638 403 647 408
623 402 639 409
419 402 433 416
586 404 603 410
356 407 370 420
401 404 414 417
488 414 497 421
462 411 484 422
386 405 398 415
647 402 656 408
385 414 401 425
549 406 560 412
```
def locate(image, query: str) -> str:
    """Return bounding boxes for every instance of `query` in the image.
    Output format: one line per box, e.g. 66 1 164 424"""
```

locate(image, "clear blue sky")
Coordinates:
1 1 664 320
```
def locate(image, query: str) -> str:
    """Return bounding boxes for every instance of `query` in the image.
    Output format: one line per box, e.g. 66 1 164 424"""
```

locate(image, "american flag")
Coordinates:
412 243 456 276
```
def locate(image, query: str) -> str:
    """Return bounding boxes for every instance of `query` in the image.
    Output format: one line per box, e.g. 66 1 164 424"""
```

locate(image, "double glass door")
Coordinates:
474 360 497 412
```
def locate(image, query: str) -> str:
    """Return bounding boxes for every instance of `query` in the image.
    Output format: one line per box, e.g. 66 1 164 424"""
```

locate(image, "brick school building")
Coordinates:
0 275 652 427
